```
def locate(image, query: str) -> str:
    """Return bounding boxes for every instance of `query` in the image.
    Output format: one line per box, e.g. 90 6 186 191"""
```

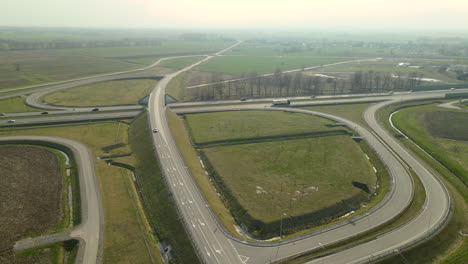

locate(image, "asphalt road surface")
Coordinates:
0 136 103 264
0 111 140 127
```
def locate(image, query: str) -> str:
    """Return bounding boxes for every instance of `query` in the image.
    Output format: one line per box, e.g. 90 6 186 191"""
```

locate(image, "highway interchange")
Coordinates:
0 41 465 263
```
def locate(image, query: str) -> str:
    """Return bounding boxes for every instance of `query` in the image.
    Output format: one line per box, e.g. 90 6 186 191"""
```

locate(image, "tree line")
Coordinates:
188 70 424 101
0 38 162 51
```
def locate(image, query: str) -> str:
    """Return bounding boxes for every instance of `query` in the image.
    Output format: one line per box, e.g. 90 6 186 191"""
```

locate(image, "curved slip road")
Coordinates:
0 136 103 264
147 40 456 263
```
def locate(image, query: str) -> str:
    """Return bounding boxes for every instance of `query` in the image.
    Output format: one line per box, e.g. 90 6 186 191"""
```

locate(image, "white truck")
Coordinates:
271 99 291 106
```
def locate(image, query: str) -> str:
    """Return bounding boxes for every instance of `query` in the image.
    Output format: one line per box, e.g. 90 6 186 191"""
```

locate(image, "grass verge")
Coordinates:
0 97 38 113
376 100 467 264
0 121 158 264
128 112 199 264
42 78 158 107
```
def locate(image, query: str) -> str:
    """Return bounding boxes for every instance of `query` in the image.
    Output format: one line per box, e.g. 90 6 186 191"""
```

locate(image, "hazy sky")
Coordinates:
3 0 468 31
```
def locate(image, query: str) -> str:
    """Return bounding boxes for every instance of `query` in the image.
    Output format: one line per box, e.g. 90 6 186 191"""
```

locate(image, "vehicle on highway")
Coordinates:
388 91 394 95
0 113 5 116
310 95 316 98
91 108 99 111
271 99 291 106
240 98 247 101
41 111 48 114
153 128 158 133
7 120 15 123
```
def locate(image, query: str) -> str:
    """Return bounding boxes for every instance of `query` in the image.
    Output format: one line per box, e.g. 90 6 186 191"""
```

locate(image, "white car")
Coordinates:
153 128 158 133
7 120 15 123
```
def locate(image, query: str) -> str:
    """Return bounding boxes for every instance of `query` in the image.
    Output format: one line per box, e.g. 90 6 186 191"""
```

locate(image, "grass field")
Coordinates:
393 105 467 185
184 111 336 143
42 78 158 106
65 40 233 60
128 112 199 264
0 121 160 264
0 97 38 113
203 136 376 230
0 49 141 90
225 43 399 57
196 56 349 75
377 100 467 264
0 146 62 263
159 56 204 69
183 110 378 237
0 40 233 90
301 102 374 127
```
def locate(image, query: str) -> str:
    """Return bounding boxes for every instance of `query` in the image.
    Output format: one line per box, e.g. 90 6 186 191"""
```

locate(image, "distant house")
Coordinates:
397 62 410 68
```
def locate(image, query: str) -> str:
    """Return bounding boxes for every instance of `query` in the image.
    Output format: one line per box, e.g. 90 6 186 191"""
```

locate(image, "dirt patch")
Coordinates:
419 111 468 141
0 146 62 263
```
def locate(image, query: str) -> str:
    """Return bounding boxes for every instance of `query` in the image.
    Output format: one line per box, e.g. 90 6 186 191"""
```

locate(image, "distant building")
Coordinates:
397 62 410 68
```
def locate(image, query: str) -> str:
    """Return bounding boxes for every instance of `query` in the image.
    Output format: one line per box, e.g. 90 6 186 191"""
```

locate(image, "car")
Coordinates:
388 91 394 95
7 120 15 123
41 111 48 114
240 98 247 101
91 108 99 111
450 88 455 91
153 128 158 133
310 95 316 98
0 113 5 116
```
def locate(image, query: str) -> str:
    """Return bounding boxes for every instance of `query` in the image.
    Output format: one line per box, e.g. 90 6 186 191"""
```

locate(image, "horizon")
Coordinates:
2 0 468 32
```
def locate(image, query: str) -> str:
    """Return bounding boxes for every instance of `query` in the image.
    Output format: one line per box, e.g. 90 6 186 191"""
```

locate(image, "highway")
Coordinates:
1 38 463 263
0 111 140 127
0 136 103 264
148 45 461 264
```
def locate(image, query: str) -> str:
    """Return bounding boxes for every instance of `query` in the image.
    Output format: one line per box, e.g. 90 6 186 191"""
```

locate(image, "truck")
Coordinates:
271 99 291 106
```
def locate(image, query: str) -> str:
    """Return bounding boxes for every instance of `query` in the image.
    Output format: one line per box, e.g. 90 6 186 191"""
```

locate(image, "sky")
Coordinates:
2 0 468 31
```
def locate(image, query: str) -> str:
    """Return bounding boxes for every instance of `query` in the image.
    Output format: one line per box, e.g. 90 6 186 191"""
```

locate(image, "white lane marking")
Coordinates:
191 220 196 228
205 247 211 257
239 255 249 263
198 218 205 226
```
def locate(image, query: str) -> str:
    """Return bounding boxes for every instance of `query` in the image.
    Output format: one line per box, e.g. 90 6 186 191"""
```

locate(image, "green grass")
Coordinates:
202 135 377 237
0 121 159 264
0 97 38 113
159 56 205 69
65 40 232 60
129 112 199 264
419 111 468 141
377 100 467 264
165 72 188 101
0 49 141 90
196 56 349 75
301 103 373 127
393 106 467 185
42 78 157 106
184 110 336 143
226 43 397 57
183 110 379 237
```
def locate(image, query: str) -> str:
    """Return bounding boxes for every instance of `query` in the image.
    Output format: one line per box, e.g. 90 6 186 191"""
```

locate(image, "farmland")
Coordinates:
0 146 62 263
196 56 349 75
158 56 205 69
42 78 158 106
0 39 234 90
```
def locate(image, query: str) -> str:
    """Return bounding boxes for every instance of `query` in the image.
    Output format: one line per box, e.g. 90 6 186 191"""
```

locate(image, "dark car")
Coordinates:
41 111 48 114
240 98 247 101
91 108 99 112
